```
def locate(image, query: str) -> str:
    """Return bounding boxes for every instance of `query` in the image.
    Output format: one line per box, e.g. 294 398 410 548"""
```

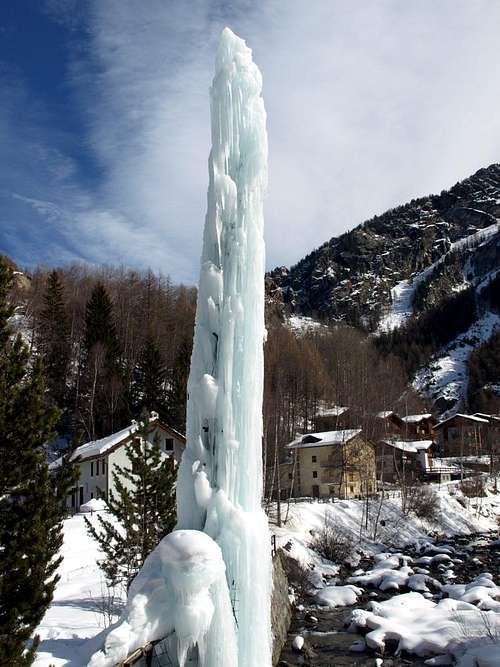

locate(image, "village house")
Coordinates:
399 413 435 438
375 438 435 484
283 429 376 499
433 413 490 458
52 412 185 511
314 404 350 431
375 411 435 440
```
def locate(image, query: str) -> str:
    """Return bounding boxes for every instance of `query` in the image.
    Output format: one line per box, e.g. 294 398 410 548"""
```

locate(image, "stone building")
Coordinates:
284 429 376 499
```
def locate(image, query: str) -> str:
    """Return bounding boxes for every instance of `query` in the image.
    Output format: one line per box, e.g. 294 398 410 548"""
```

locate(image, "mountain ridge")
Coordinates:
267 163 500 330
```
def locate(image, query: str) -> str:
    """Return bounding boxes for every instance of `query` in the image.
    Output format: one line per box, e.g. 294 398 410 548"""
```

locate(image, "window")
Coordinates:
91 492 94 499
165 438 174 451
312 471 318 479
102 459 106 474
96 460 99 476
312 455 317 463
90 462 94 477
349 485 355 494
288 473 293 480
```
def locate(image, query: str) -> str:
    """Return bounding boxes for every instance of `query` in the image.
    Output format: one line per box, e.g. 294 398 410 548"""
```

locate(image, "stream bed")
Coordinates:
279 531 500 667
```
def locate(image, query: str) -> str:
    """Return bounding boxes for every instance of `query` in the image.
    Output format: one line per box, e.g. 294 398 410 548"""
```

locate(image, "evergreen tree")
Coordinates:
0 258 76 665
167 336 192 432
80 282 124 439
83 283 121 368
38 270 71 408
131 337 168 422
85 412 177 590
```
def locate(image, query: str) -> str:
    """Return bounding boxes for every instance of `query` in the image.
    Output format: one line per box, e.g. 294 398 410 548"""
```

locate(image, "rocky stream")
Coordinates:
279 531 500 667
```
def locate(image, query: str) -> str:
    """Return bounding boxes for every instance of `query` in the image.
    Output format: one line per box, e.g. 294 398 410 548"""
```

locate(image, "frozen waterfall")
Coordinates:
177 25 272 667
88 27 272 667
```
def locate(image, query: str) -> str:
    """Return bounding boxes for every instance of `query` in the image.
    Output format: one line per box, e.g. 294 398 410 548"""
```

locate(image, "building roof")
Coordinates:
434 413 490 430
401 413 433 423
473 413 500 423
376 410 394 419
49 414 185 468
379 438 433 453
315 405 349 418
287 429 362 450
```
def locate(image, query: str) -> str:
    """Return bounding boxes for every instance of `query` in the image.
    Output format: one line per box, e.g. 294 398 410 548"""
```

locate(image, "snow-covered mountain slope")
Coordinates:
414 310 500 416
267 164 500 414
378 221 500 333
268 163 500 329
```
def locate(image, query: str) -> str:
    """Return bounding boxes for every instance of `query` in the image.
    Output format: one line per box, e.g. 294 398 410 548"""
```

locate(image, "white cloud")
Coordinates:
4 1 500 281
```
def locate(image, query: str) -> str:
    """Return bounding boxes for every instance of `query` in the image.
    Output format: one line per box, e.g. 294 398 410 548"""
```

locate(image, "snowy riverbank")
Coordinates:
274 487 500 666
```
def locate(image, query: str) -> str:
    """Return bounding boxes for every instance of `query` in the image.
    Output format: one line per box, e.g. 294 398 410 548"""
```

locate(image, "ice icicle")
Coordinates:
177 26 272 667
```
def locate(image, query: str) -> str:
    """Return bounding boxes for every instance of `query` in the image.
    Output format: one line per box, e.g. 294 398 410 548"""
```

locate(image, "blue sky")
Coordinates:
1 1 500 284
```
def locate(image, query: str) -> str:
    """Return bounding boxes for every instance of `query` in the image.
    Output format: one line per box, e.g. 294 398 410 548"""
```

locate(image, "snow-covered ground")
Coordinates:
414 310 500 416
278 488 500 666
35 486 500 666
33 512 125 667
272 487 500 581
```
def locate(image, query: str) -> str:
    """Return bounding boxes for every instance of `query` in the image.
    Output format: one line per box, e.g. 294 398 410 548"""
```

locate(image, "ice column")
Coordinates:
177 27 272 667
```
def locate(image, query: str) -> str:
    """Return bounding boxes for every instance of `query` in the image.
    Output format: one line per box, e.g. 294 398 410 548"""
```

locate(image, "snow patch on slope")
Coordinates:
414 310 500 415
377 221 500 333
288 314 325 335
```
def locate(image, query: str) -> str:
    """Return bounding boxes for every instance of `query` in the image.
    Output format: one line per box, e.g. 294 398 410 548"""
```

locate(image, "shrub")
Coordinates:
406 485 440 522
459 477 487 498
280 550 314 601
311 515 352 563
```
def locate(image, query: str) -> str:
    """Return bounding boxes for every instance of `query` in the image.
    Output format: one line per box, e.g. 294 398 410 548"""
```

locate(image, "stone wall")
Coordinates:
271 549 292 666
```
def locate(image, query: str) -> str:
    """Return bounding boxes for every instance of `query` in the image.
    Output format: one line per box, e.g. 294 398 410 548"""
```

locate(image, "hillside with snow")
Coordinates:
267 164 500 415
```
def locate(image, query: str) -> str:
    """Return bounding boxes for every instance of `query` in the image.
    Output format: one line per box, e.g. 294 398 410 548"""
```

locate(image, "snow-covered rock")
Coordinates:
315 584 363 608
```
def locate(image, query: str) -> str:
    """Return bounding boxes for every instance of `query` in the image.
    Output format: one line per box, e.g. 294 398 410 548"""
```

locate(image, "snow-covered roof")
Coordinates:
379 439 434 454
287 429 362 450
401 413 433 423
315 405 349 418
376 411 394 419
50 415 185 468
71 423 140 461
434 413 490 429
473 412 500 422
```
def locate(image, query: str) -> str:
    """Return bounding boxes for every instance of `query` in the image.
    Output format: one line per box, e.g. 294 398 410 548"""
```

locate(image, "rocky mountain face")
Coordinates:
267 164 500 330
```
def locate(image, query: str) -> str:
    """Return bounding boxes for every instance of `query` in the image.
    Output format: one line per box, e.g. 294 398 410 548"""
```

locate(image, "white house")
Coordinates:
52 412 186 511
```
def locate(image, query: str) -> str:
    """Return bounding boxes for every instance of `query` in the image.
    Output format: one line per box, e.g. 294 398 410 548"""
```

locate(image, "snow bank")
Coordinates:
89 530 237 667
79 498 107 513
272 490 500 576
33 513 126 667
